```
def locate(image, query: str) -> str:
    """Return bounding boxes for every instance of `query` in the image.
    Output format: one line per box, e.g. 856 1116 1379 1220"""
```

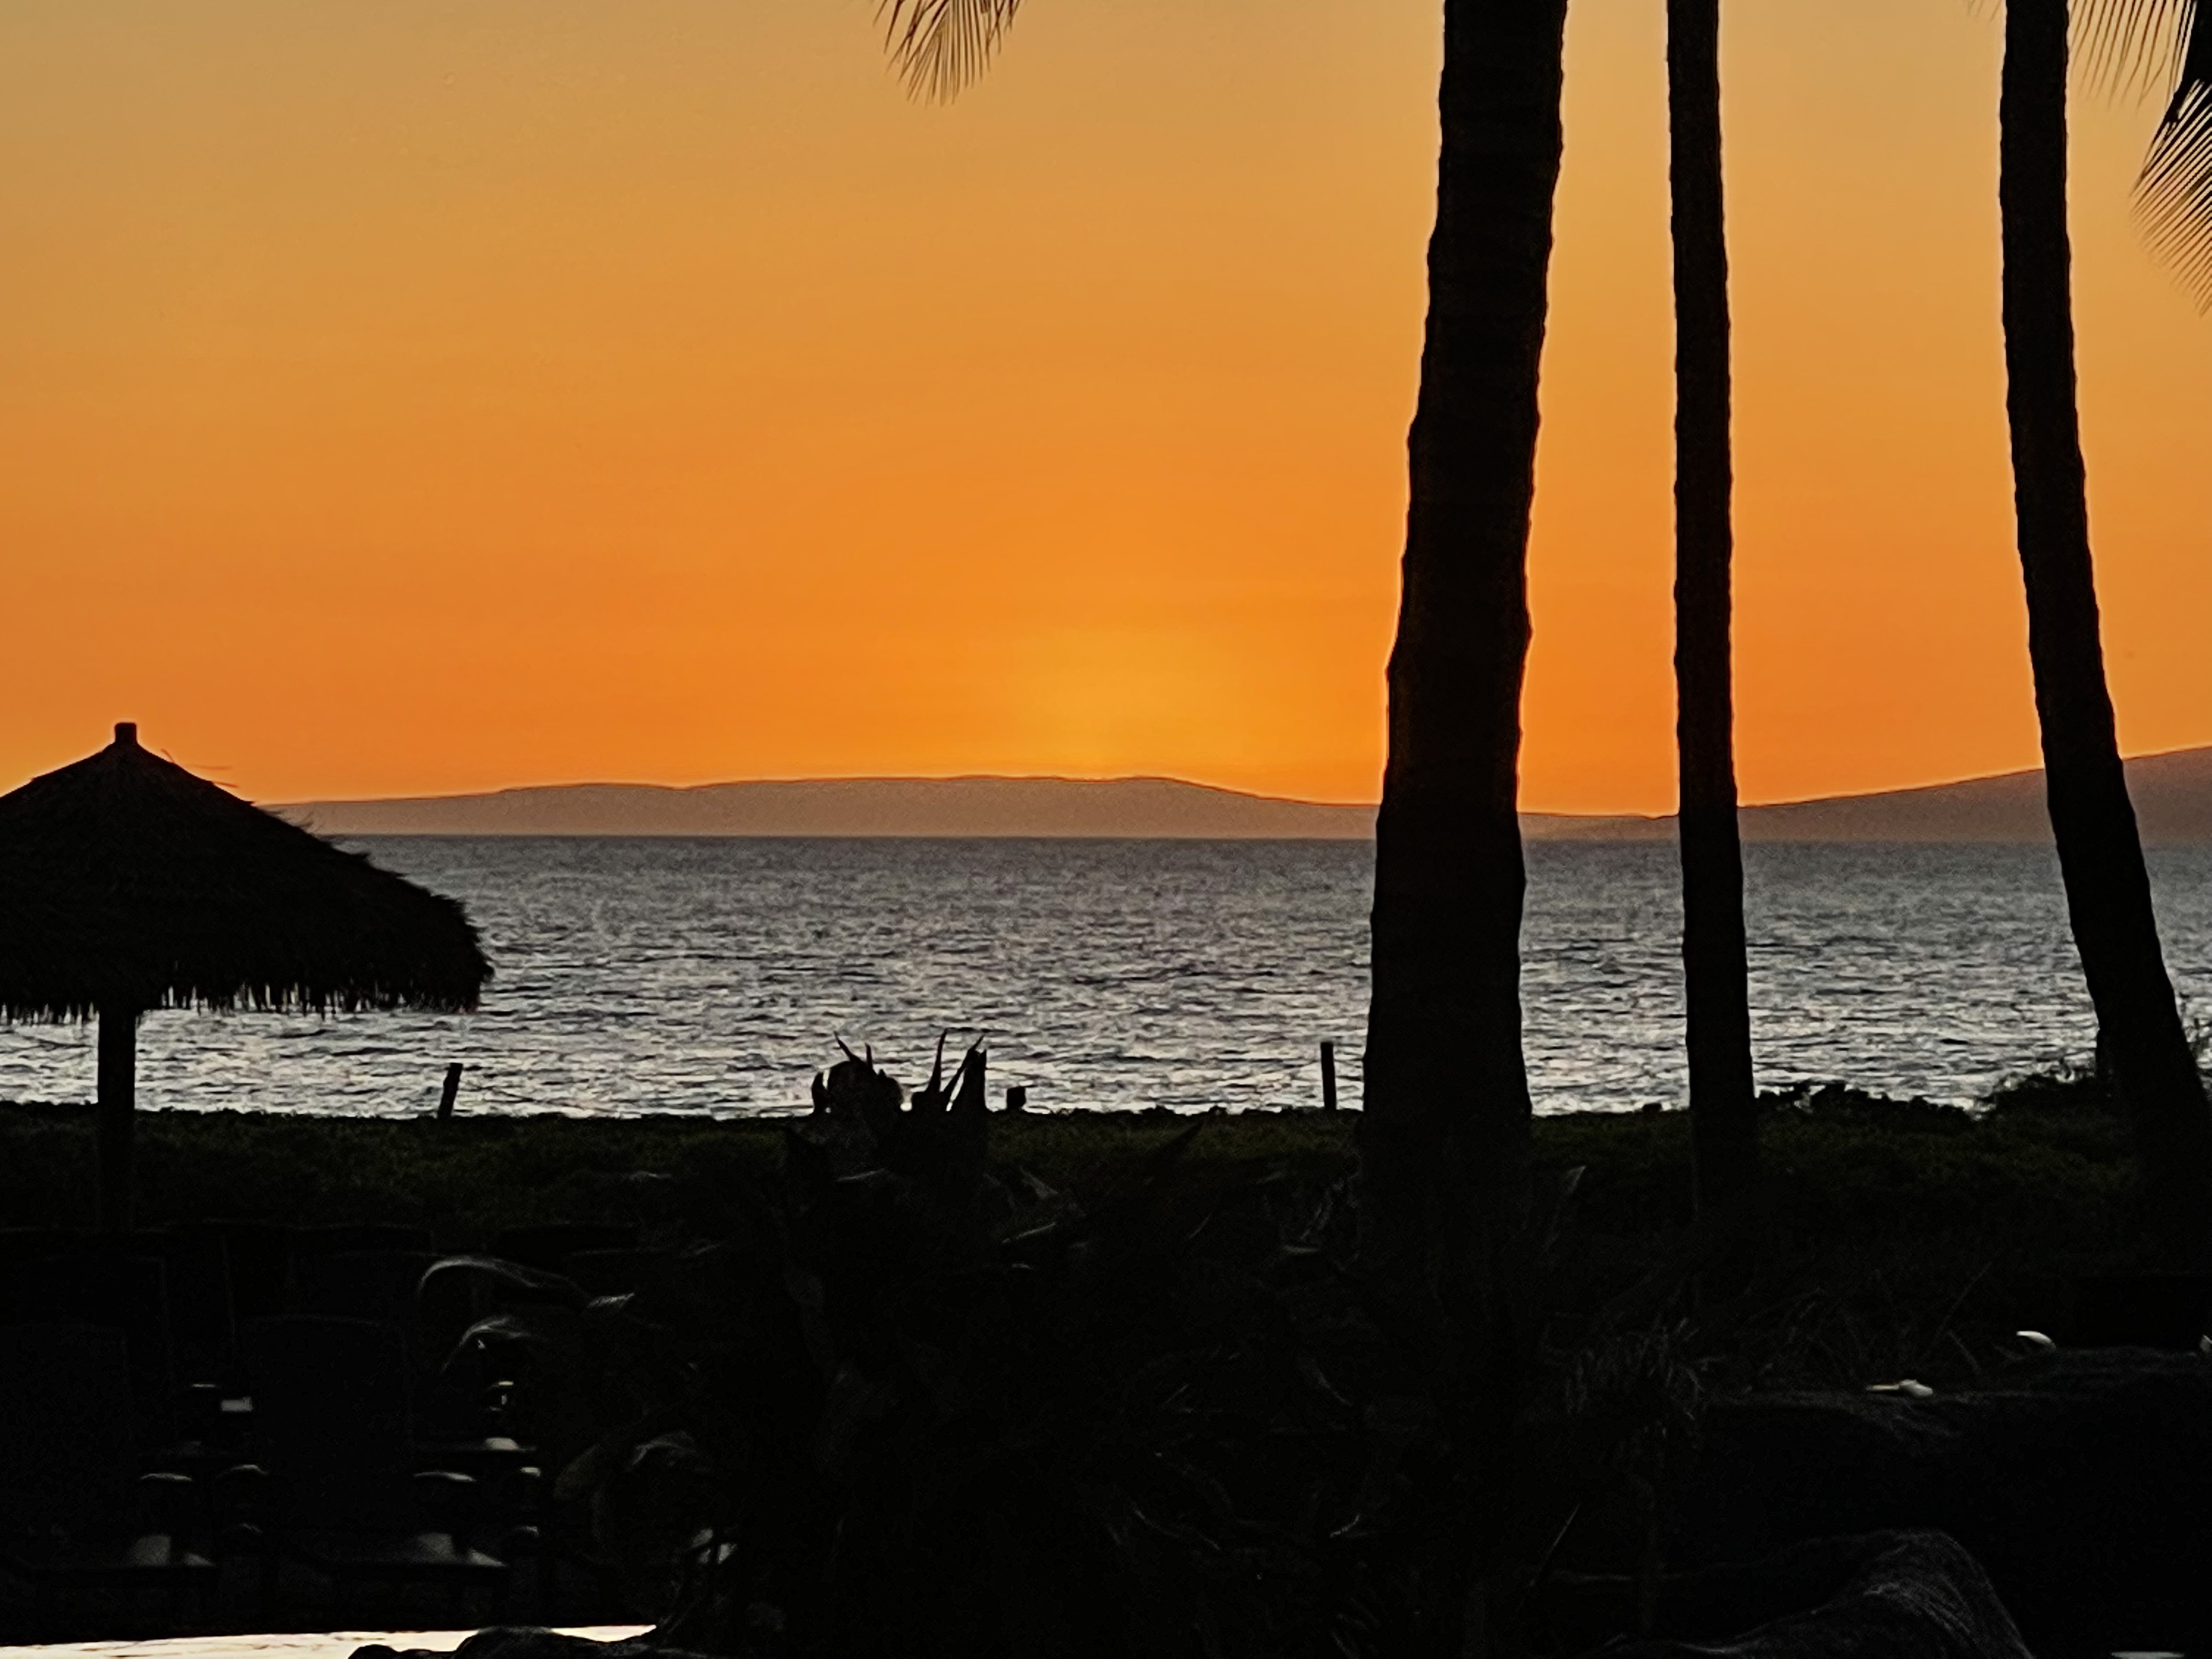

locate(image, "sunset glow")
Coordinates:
4 0 2208 811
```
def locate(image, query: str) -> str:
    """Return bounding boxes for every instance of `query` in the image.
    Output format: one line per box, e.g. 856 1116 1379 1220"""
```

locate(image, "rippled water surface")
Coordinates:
3 838 2210 1116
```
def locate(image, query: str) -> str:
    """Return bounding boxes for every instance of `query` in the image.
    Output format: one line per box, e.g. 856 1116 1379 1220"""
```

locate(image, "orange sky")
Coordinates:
2 0 2207 812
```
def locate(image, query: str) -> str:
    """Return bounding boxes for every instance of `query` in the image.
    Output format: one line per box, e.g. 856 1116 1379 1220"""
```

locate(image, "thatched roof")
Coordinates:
0 724 489 1021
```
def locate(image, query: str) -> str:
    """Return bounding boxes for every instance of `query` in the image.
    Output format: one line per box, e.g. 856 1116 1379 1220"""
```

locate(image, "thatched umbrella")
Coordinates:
0 723 489 1228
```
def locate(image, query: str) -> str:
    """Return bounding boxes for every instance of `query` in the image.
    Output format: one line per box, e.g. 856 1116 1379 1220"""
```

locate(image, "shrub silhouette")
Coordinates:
425 1043 1704 1659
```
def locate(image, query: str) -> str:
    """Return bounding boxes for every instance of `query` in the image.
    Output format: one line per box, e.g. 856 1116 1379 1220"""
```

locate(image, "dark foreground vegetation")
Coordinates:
0 1063 2183 1654
0 1069 2146 1381
0 1066 2168 1407
0 1068 2153 1389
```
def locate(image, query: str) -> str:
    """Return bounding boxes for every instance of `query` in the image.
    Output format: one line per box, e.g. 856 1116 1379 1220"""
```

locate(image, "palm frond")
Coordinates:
2075 0 2192 95
2139 4 2212 303
2076 0 2212 306
878 0 1023 102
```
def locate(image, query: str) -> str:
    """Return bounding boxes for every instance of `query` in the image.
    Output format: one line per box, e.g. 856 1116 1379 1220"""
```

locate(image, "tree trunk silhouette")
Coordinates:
97 1001 137 1233
1361 0 1571 1283
2001 0 2212 1262
1668 0 1759 1210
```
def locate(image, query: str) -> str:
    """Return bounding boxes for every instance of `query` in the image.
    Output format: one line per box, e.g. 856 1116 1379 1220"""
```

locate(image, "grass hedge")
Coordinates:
0 1069 2148 1389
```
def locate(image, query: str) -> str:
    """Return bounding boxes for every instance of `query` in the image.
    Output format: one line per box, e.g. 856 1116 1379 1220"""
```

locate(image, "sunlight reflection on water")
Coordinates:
1 838 2208 1116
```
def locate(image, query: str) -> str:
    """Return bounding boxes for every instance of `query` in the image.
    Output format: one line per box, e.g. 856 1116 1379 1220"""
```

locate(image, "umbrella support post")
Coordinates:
96 1002 138 1233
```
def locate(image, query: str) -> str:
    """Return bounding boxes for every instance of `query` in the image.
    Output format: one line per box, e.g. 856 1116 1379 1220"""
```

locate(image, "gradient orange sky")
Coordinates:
3 0 2208 812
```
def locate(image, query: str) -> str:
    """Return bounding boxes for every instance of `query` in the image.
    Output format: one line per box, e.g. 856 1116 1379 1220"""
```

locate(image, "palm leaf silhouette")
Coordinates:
879 0 1023 101
2079 0 2212 303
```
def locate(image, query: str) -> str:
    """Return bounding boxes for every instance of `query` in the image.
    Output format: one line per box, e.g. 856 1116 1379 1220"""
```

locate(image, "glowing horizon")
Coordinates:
36 736 2212 816
4 0 2208 812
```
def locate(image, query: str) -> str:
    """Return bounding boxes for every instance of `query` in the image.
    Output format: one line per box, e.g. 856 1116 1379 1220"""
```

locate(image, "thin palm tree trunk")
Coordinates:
97 1001 137 1233
1668 0 1759 1209
1361 0 1570 1283
2002 0 2212 1262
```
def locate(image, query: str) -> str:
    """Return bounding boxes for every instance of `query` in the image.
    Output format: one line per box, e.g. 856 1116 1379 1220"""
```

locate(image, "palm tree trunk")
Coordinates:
97 1001 137 1233
2001 0 2212 1262
1361 0 1571 1283
1668 0 1759 1209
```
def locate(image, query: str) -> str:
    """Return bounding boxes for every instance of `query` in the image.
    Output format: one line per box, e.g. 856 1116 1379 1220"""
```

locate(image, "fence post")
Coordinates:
1321 1041 1339 1112
437 1063 465 1121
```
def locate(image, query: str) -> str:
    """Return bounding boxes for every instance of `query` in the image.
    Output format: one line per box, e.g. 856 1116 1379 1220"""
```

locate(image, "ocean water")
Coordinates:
3 838 2210 1118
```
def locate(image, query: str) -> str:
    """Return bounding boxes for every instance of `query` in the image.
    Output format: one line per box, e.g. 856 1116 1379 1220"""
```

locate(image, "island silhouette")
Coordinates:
279 745 2212 843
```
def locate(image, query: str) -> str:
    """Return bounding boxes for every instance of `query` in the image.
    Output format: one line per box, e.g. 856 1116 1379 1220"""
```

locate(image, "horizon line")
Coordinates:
268 741 2212 820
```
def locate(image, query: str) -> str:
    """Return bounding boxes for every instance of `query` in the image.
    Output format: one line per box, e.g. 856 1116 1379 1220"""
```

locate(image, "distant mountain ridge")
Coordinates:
1733 746 2212 844
283 776 1377 839
278 747 2212 843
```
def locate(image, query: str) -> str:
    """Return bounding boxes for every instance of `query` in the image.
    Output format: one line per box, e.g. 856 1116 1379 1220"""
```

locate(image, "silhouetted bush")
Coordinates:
425 1048 1711 1659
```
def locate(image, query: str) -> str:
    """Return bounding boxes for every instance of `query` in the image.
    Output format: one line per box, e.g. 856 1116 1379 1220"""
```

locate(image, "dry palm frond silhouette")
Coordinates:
2080 0 2212 303
879 0 1023 101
